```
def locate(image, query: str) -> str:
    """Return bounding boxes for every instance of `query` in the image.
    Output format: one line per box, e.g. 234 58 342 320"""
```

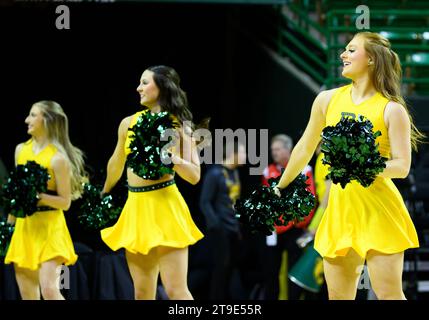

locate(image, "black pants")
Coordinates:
262 228 304 300
208 227 240 300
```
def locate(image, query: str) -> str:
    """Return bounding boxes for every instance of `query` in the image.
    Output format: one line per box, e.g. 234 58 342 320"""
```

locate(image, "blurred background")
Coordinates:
0 0 428 300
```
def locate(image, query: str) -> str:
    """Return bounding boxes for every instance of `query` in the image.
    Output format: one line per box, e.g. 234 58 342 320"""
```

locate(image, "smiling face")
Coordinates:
136 70 160 107
25 105 45 137
340 35 372 80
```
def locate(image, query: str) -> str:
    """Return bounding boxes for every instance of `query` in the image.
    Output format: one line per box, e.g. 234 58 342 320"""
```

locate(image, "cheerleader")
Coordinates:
5 101 86 300
100 66 204 300
274 32 424 300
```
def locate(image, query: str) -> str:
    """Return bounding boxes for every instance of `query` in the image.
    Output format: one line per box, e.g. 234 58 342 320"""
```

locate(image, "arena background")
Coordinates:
0 0 428 301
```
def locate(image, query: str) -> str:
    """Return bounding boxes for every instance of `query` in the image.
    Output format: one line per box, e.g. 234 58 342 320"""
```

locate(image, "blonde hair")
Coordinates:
355 32 426 151
33 100 86 199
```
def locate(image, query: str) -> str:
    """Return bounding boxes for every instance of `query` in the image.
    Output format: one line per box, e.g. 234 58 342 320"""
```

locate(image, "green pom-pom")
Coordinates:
0 161 50 218
234 174 315 235
321 115 387 188
78 183 122 231
0 217 14 257
126 111 179 180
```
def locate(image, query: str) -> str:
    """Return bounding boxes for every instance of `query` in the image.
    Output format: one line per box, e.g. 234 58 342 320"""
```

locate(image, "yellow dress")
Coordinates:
307 153 330 231
100 110 204 255
314 152 330 205
314 84 419 258
5 139 78 270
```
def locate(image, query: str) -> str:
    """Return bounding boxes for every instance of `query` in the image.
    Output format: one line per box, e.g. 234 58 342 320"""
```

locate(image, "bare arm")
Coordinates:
7 144 24 224
276 90 334 190
171 126 201 185
102 116 131 193
379 102 412 179
38 153 72 211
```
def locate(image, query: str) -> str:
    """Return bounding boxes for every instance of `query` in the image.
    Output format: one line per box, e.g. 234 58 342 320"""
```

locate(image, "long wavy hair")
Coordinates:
33 100 86 199
356 32 425 151
147 65 210 133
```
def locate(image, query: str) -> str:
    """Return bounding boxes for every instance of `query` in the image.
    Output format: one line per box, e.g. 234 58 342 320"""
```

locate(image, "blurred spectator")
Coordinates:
199 140 246 299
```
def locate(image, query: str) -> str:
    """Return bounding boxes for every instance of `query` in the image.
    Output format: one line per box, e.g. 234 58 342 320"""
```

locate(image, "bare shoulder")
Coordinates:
384 101 409 127
121 115 133 128
118 115 133 136
51 152 69 171
319 88 338 99
385 101 407 115
14 142 25 165
15 143 24 156
315 88 338 115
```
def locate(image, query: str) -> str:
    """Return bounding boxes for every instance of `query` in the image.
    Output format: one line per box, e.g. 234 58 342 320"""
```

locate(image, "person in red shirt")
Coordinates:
261 134 316 299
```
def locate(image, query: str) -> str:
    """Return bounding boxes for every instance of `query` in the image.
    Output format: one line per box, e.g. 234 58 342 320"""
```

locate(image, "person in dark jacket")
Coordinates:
199 140 246 299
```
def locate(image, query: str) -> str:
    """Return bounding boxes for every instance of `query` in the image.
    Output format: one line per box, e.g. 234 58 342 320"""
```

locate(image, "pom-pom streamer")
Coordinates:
321 115 387 188
1 161 50 218
235 174 315 235
126 111 179 180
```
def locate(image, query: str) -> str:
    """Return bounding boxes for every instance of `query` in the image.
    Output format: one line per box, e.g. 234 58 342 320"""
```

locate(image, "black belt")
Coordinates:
128 180 175 192
35 206 56 212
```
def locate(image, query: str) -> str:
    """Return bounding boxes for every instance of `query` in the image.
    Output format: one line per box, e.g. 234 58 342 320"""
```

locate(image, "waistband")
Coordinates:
128 180 175 192
35 206 56 212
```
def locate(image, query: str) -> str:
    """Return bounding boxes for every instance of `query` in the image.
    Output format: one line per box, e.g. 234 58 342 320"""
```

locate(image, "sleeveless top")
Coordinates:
17 139 58 191
325 84 390 158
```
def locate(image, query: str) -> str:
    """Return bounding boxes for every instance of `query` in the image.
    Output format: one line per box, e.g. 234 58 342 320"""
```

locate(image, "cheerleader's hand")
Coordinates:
36 193 43 206
7 214 16 226
273 186 281 198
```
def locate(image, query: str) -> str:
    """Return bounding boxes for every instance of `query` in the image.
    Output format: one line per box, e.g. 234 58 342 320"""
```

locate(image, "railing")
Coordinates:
274 2 328 84
326 9 429 88
272 3 429 93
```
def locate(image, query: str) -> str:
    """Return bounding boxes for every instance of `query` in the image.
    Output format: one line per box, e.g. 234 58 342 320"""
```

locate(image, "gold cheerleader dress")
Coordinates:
314 85 419 258
5 139 78 270
100 110 204 255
